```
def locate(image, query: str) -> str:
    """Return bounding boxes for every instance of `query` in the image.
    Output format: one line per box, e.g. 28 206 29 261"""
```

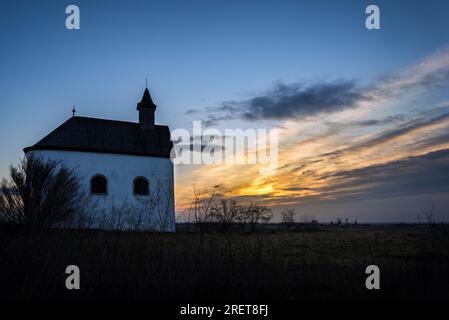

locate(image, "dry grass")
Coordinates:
0 224 448 300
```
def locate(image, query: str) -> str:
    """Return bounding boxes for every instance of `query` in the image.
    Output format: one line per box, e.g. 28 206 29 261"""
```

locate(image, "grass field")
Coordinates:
0 224 448 300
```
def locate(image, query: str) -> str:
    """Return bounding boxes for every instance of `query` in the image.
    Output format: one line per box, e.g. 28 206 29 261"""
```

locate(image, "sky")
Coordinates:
1 0 449 222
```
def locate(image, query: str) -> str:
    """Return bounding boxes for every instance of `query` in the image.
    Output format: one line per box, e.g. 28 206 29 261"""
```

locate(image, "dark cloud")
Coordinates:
186 80 370 125
185 56 449 125
186 105 240 116
318 111 449 159
283 187 313 191
419 70 449 89
205 104 240 113
320 148 449 200
413 131 449 149
378 68 449 96
354 111 449 148
185 109 200 115
203 114 236 127
354 115 406 126
240 81 369 121
173 136 226 152
323 115 406 132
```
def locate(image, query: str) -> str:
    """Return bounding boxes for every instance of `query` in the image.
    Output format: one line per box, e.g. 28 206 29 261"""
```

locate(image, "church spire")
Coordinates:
137 88 157 110
137 88 157 130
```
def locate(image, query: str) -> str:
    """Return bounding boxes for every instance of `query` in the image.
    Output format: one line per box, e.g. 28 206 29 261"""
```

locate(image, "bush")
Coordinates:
184 186 272 233
281 209 296 229
210 199 243 233
240 203 272 232
0 156 85 228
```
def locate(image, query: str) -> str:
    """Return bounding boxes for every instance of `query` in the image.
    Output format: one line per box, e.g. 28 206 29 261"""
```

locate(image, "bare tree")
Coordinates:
0 156 85 228
148 179 175 232
240 203 272 233
210 199 243 233
300 213 310 224
97 178 175 232
187 185 219 233
300 213 318 225
421 205 437 226
281 208 296 229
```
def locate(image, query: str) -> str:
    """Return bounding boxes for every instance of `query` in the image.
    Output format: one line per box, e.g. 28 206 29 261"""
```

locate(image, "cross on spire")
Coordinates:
72 105 76 118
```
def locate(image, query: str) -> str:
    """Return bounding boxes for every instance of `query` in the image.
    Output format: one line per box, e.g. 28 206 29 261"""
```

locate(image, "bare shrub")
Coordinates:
300 213 319 227
418 205 438 226
184 186 272 233
63 199 96 229
281 208 296 229
210 199 243 233
187 185 219 233
240 203 273 232
0 156 86 228
95 179 175 232
146 178 175 231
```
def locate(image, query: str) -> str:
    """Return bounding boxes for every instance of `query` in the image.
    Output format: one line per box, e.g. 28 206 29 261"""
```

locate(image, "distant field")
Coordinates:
0 224 448 300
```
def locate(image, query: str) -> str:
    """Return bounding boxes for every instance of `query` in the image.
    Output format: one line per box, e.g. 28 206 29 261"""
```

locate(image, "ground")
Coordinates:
0 224 448 300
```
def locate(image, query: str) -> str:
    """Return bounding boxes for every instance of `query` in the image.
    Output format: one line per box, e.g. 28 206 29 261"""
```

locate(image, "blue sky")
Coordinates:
1 0 449 221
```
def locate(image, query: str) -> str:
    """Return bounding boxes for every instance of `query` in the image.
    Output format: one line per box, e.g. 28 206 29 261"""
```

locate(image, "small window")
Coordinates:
134 177 149 196
91 175 107 195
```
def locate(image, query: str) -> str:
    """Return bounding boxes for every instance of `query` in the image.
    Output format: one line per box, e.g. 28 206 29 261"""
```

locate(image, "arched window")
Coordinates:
134 177 149 196
91 174 107 195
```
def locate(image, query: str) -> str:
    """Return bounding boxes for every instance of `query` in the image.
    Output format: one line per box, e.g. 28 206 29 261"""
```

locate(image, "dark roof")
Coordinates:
24 116 173 158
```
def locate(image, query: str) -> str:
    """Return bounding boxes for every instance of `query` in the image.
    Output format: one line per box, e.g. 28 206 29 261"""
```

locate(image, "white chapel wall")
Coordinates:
27 150 175 232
